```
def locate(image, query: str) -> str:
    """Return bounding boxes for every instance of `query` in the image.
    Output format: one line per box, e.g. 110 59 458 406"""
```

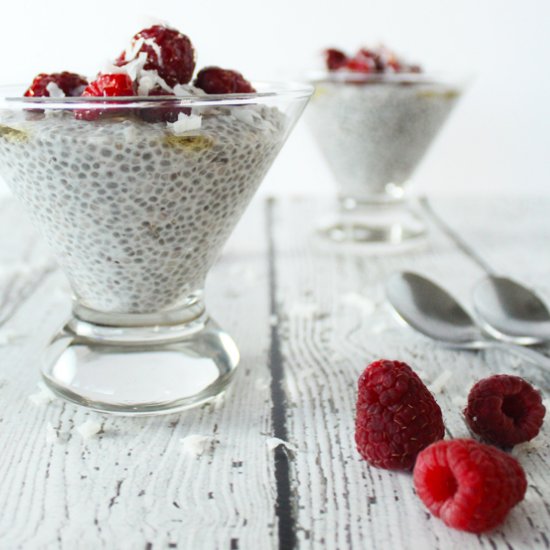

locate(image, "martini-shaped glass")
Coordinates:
306 72 463 252
0 83 311 414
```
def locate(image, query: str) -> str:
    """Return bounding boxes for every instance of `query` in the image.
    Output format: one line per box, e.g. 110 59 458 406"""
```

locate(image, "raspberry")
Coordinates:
414 439 527 533
465 374 545 447
355 360 445 470
193 67 256 94
138 88 189 123
75 74 135 121
116 25 195 87
24 72 88 97
324 48 348 71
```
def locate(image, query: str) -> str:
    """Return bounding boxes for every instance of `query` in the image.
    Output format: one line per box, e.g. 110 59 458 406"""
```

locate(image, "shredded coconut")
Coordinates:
288 302 320 319
428 370 453 394
0 330 20 346
180 435 215 457
137 68 172 96
452 395 467 408
143 38 163 66
266 437 297 454
46 422 67 444
76 420 102 439
173 84 206 97
45 82 65 98
29 381 57 406
255 378 269 391
124 37 145 62
167 112 202 135
339 292 375 315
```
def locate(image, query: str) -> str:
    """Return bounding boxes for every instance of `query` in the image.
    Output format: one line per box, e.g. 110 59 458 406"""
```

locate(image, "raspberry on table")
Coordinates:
24 72 88 97
465 374 546 447
354 359 445 470
193 67 256 94
116 25 196 87
414 439 527 533
75 74 135 121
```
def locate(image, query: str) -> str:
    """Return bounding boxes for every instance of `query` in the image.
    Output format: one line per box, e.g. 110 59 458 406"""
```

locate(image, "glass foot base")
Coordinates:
41 311 240 416
315 199 427 254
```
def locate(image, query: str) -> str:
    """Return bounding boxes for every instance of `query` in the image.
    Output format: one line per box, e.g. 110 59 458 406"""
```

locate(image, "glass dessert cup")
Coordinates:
306 72 463 252
0 83 312 415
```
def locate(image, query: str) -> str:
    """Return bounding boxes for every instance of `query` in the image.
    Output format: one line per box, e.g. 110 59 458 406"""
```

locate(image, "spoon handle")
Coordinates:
486 340 550 370
419 196 497 276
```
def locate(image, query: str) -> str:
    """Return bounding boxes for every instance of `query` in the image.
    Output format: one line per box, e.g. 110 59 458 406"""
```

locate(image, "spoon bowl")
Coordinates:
473 276 550 344
386 272 484 346
386 271 550 371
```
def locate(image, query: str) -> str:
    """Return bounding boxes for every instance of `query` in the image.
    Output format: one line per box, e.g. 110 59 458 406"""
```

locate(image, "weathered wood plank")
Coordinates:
0 195 549 549
0 197 280 549
270 196 550 549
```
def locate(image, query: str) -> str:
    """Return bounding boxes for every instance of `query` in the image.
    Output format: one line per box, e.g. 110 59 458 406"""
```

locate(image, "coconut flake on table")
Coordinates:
180 435 216 457
76 420 102 439
266 437 297 455
428 369 453 394
29 381 57 406
339 292 375 315
0 330 21 346
451 395 467 409
288 301 321 319
45 422 67 444
45 82 65 98
167 112 202 135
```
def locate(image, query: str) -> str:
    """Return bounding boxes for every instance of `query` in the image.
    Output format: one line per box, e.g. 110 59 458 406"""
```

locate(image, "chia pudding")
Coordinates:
0 104 286 312
308 46 461 202
307 78 460 200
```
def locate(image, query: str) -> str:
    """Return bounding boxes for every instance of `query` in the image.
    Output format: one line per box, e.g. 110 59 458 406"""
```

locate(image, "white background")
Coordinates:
1 0 549 198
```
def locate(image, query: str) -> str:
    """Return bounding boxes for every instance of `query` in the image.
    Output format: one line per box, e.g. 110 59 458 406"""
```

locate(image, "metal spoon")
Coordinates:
386 271 550 370
419 196 550 344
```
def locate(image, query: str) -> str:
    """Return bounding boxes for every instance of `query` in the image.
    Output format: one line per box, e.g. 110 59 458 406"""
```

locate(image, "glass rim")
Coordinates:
0 81 314 109
307 70 466 85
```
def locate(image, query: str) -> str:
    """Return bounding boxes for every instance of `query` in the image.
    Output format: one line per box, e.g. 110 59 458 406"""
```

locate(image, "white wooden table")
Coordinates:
0 195 549 549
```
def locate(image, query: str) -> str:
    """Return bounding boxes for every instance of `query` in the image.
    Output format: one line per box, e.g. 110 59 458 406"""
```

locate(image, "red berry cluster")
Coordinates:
324 46 422 74
23 24 256 122
355 360 545 534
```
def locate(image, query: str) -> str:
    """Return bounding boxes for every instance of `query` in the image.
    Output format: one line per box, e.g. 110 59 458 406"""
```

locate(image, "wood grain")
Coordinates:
270 196 550 550
0 195 548 549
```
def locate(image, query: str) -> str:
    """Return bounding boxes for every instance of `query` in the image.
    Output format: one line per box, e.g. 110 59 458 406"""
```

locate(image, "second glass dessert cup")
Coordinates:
306 72 463 252
0 83 312 414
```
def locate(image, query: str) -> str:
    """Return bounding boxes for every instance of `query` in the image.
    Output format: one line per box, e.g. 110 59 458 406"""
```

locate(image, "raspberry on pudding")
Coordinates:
115 25 196 87
194 67 256 94
24 72 88 97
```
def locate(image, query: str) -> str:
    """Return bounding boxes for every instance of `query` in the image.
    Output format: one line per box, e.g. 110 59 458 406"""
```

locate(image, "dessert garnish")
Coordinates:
22 23 256 122
194 67 256 94
414 439 527 533
465 374 546 447
323 46 421 74
355 359 445 470
24 72 88 97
